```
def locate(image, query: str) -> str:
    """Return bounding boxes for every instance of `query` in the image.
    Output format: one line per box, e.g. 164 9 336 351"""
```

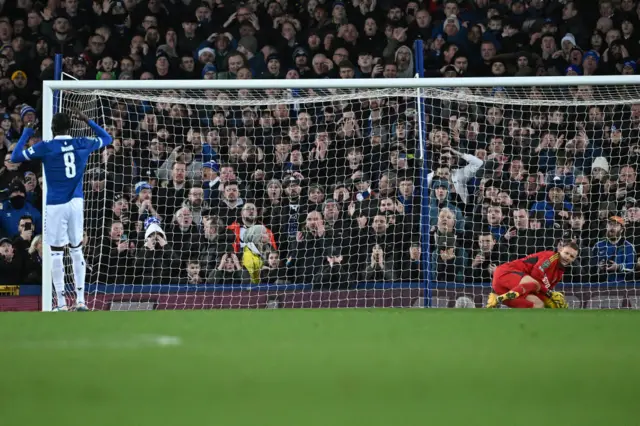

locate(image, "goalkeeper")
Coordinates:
486 243 579 309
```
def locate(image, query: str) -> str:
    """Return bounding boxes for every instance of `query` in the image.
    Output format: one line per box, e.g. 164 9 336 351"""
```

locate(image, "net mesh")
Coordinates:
50 83 640 310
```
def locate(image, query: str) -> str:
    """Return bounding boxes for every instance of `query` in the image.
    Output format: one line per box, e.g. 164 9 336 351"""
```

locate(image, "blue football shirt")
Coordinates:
11 120 113 205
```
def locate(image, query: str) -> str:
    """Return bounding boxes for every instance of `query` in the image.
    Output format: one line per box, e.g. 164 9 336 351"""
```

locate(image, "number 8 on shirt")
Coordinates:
11 111 113 311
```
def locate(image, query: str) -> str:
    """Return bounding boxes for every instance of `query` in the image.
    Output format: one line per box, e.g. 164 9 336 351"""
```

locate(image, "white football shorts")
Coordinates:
44 198 84 247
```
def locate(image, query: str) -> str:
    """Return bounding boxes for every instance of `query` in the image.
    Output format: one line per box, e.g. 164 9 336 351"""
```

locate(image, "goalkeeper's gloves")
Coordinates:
544 291 568 309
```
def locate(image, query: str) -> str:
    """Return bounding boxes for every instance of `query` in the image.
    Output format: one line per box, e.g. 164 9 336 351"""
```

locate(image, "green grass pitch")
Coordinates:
1 309 639 426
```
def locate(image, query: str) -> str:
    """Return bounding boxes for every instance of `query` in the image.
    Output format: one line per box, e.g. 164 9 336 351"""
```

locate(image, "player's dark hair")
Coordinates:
19 215 33 223
51 113 71 135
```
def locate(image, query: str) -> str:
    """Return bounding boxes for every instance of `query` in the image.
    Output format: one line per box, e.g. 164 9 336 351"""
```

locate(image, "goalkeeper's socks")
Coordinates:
511 281 539 297
51 250 66 307
70 246 86 305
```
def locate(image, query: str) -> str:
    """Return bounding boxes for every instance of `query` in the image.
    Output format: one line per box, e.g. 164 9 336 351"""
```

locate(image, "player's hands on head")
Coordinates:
72 108 90 123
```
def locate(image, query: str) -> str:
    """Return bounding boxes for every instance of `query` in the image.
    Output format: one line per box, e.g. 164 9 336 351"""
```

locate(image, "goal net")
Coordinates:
45 79 640 310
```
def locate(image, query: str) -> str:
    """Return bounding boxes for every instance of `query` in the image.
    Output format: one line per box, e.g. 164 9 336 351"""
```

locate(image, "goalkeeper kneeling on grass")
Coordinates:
486 243 579 309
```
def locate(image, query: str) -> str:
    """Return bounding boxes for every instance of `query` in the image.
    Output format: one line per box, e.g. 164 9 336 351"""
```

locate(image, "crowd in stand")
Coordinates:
0 0 639 288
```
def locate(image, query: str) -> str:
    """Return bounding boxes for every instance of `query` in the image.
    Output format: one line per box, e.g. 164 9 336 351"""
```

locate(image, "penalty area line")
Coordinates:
4 334 183 350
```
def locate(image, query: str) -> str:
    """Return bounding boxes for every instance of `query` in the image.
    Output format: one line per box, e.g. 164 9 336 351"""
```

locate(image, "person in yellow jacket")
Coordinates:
242 225 272 283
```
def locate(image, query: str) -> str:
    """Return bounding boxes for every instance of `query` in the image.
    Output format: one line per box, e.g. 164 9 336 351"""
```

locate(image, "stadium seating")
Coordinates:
1 0 640 309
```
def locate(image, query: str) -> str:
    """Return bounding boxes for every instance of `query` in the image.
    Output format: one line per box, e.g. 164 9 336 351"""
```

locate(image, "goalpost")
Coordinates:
41 76 640 311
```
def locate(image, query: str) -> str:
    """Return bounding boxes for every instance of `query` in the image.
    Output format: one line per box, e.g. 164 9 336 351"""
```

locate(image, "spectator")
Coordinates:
91 220 136 284
12 214 34 252
135 181 161 224
23 234 42 285
311 246 354 290
427 147 483 204
4 0 640 294
592 216 636 283
430 232 467 283
241 224 276 284
470 233 504 283
134 219 180 285
400 241 422 282
214 180 244 225
209 251 251 285
530 179 573 228
167 206 200 261
155 160 189 219
292 210 334 281
0 152 23 188
0 180 41 238
261 250 287 284
361 243 397 283
499 208 555 260
181 259 205 285
473 204 508 241
429 179 465 234
182 187 209 226
0 237 21 284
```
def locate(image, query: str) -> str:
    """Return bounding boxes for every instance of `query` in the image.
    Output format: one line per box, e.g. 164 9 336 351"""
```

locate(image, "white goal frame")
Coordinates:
41 75 640 311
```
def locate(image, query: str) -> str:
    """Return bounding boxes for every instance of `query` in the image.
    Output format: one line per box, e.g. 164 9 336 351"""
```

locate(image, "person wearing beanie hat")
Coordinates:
197 47 215 64
70 56 87 79
263 53 283 78
20 105 36 125
583 50 600 75
11 70 27 82
135 181 153 196
154 51 175 79
443 14 460 35
622 59 638 74
592 157 610 180
202 161 220 173
202 63 217 79
142 219 171 260
561 33 577 49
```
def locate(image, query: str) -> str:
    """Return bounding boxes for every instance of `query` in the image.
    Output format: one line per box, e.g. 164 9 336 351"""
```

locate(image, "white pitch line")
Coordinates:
3 335 182 350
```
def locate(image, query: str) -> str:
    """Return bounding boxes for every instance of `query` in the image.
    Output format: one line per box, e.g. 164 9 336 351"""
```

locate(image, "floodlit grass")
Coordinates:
0 309 638 426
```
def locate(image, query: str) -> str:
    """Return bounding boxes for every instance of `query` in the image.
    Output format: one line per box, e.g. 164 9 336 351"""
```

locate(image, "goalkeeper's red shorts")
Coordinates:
492 267 542 308
492 266 526 294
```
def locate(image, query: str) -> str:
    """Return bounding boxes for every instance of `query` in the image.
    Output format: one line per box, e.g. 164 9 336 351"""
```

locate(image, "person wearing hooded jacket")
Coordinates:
383 44 414 78
0 180 41 238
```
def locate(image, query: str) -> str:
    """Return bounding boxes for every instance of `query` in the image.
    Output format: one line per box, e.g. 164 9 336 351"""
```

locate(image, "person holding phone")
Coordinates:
12 216 36 260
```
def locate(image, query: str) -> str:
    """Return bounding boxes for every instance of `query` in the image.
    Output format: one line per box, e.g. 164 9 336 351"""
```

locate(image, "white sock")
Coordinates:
70 246 86 304
51 251 66 307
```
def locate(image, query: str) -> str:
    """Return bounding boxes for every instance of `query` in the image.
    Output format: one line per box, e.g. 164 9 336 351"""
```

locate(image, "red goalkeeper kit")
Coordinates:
492 250 566 304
